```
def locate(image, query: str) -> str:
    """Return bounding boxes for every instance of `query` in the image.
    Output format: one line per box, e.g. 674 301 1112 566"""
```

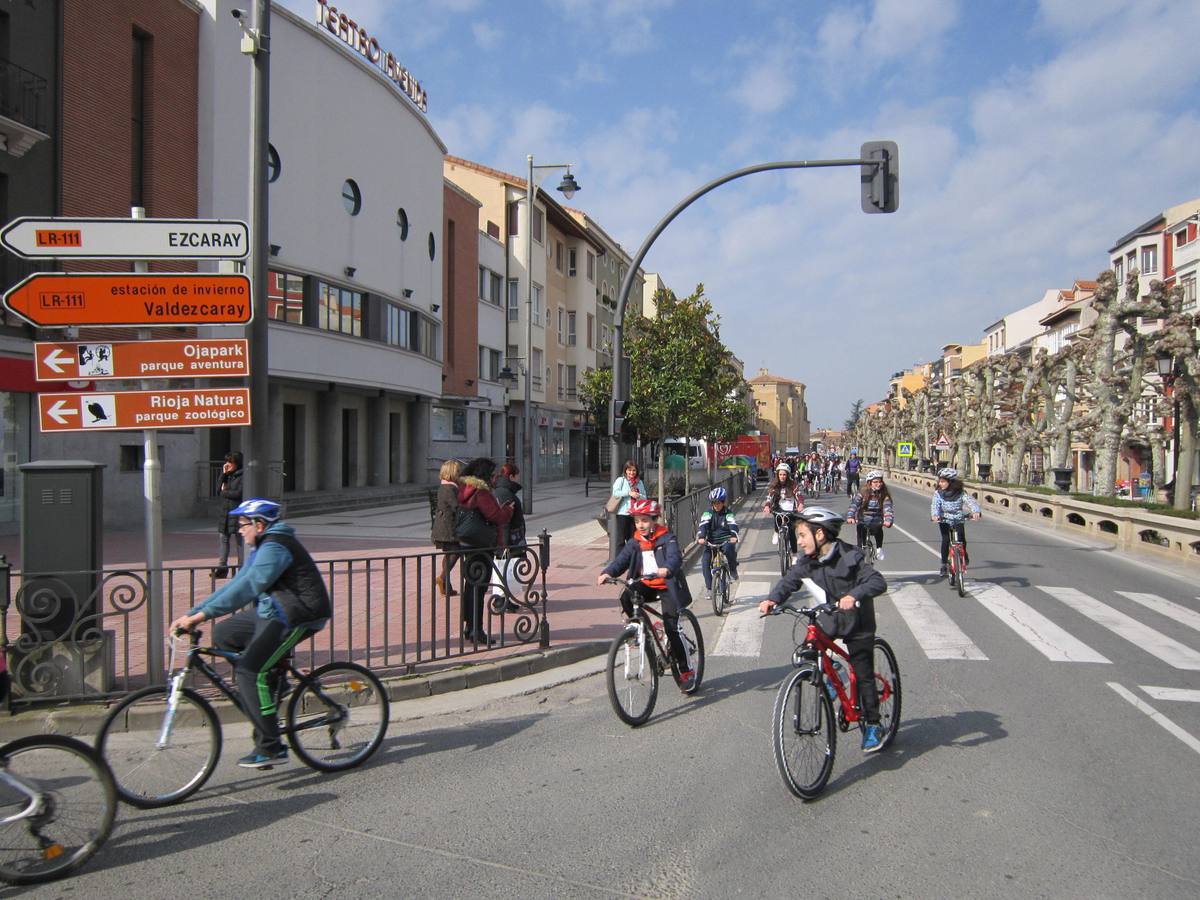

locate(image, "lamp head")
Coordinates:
557 171 580 200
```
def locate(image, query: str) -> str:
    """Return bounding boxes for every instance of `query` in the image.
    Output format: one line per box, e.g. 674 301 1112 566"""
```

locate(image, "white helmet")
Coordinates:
775 462 791 475
865 470 884 481
938 467 958 480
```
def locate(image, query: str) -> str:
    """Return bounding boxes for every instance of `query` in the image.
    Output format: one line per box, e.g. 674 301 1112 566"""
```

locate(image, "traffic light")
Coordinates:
860 140 899 214
611 399 630 438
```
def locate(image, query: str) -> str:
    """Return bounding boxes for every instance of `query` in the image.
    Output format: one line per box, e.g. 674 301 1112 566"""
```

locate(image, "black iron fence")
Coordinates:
663 469 750 543
0 534 551 712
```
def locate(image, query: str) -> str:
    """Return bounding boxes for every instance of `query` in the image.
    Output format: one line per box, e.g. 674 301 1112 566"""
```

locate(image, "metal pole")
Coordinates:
524 155 535 513
132 206 164 684
245 0 271 498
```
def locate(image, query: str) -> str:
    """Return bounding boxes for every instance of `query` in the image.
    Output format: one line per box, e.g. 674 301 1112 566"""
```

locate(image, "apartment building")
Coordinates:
749 368 810 451
1109 198 1200 303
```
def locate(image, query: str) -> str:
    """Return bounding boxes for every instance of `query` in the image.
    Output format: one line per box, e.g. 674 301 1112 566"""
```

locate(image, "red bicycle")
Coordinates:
766 604 901 799
937 518 974 597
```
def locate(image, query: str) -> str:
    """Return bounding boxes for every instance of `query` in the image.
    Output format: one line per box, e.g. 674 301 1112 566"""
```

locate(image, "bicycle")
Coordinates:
0 734 117 885
774 512 795 576
764 603 901 799
940 519 969 596
858 527 878 563
706 540 735 617
96 627 389 808
601 577 705 727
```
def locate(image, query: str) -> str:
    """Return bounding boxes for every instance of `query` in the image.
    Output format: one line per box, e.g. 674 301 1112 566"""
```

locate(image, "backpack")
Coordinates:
455 505 497 548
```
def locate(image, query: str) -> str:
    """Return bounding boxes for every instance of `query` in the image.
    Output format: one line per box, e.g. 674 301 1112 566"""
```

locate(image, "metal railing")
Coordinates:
662 469 748 544
0 58 48 132
0 534 552 712
196 459 286 499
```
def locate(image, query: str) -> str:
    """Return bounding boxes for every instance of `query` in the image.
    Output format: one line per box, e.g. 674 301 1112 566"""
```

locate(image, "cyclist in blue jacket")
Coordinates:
697 486 739 589
931 468 981 577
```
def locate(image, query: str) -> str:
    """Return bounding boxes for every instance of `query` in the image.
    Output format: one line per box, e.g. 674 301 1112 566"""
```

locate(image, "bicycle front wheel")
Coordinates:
772 667 836 800
711 568 727 617
872 638 902 749
670 608 706 693
605 626 658 726
0 734 117 886
286 662 389 772
96 685 221 809
778 533 790 576
954 547 967 597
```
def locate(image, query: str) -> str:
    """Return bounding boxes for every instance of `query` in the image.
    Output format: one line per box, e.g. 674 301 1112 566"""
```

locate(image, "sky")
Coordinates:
280 0 1200 429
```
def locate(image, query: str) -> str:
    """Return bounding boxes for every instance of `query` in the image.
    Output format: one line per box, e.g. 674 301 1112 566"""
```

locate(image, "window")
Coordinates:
1183 277 1196 310
600 323 611 352
428 232 436 261
587 313 594 348
431 406 467 440
1141 245 1158 274
1137 395 1160 426
342 179 361 215
488 348 502 380
479 266 489 301
586 251 595 282
566 364 577 400
267 144 281 183
120 444 163 471
568 248 577 277
507 202 519 236
267 270 304 323
478 346 503 381
532 207 544 244
397 208 409 240
1114 257 1123 283
507 344 519 369
557 307 565 344
556 241 564 272
386 304 410 348
479 411 487 440
532 283 543 325
489 272 502 305
567 311 576 346
507 279 519 321
1177 228 1189 248
318 282 362 335
531 349 543 390
557 363 565 399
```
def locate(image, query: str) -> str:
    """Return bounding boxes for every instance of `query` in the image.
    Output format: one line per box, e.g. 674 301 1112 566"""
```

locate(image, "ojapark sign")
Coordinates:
38 388 251 433
0 217 249 260
34 339 249 381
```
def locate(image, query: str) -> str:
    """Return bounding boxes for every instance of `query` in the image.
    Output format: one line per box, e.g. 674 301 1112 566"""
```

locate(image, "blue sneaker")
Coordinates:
238 748 289 769
861 724 884 754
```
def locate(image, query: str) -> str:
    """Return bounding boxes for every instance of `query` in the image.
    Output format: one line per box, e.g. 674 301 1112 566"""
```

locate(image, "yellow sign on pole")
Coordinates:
896 442 914 458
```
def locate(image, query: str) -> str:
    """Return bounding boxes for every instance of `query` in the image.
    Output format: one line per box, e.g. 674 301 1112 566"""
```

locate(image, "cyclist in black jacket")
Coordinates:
758 506 889 753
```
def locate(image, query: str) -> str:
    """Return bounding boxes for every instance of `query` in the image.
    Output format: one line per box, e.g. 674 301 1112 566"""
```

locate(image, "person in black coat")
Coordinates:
213 451 244 578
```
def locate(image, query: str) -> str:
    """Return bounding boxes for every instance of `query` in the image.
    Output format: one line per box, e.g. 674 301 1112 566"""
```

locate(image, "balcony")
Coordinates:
1175 237 1200 274
0 58 50 157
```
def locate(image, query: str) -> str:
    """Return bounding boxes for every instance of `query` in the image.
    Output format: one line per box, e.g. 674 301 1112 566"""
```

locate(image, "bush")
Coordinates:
1067 493 1200 519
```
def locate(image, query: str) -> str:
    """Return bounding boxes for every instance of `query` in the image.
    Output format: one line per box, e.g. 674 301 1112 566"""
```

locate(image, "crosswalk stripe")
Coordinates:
885 582 988 660
1140 686 1200 703
1040 587 1200 670
711 581 770 657
1108 683 1200 757
971 582 1110 663
1115 591 1200 635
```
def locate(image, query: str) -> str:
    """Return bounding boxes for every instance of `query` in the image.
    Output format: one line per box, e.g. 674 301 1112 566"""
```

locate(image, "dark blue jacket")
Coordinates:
603 526 691 609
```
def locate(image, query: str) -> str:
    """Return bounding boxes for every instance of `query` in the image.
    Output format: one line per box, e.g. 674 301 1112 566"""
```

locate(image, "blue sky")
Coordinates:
281 0 1200 429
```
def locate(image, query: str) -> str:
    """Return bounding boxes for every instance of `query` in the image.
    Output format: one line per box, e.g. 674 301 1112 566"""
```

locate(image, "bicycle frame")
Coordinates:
802 624 863 725
0 765 44 827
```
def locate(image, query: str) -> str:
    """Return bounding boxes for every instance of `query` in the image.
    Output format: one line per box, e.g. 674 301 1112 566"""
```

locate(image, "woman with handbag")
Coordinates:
431 458 462 598
610 460 647 545
456 457 513 645
491 462 525 613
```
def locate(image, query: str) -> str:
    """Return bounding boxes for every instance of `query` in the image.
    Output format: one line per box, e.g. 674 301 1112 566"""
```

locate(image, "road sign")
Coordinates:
34 339 248 382
3 273 252 327
38 388 251 433
896 442 914 458
935 433 952 451
0 217 249 260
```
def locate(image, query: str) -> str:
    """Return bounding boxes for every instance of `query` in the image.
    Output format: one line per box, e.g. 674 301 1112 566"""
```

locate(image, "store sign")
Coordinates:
315 0 428 112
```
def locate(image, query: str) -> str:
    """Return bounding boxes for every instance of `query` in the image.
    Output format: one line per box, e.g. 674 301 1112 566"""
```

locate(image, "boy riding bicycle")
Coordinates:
168 498 331 769
758 506 889 753
697 486 739 589
596 498 697 691
931 468 981 577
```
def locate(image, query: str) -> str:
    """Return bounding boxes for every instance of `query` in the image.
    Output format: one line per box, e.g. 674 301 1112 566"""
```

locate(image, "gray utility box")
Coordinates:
19 460 105 641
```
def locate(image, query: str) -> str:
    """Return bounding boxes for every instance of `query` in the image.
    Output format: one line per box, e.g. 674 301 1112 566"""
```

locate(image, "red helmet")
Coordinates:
629 498 661 518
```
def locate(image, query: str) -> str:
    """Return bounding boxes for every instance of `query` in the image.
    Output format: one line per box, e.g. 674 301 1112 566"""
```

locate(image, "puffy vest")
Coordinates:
259 531 332 626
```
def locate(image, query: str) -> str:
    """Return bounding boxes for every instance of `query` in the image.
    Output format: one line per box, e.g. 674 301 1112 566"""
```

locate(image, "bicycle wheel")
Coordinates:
954 546 967 597
779 531 790 576
605 626 658 726
0 734 116 886
286 662 389 772
772 667 836 799
670 608 706 693
711 566 727 617
871 638 902 749
95 685 221 809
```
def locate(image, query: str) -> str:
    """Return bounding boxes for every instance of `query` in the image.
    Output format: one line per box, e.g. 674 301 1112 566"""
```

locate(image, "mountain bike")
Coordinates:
96 627 389 808
774 513 795 576
0 734 117 885
764 603 901 800
706 540 736 617
601 577 705 727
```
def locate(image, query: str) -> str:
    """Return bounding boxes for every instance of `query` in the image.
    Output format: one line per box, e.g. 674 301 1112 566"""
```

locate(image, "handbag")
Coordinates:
605 493 621 514
455 505 496 548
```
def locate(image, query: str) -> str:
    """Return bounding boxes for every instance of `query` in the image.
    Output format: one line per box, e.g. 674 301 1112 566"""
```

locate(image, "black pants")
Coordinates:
845 634 880 725
856 522 884 551
213 610 310 755
217 529 244 569
622 581 692 674
938 522 968 564
461 550 493 635
701 542 738 589
616 514 635 545
845 473 860 496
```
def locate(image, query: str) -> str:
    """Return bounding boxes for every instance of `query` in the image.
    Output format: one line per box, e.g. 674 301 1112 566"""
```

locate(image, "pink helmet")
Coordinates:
629 498 661 518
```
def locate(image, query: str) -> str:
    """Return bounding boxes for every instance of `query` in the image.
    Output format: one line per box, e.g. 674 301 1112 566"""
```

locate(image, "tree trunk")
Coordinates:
1008 438 1027 483
1174 397 1197 511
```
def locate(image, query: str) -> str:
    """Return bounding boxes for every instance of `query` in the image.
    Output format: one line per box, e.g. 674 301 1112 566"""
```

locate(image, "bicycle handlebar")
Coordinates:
759 601 838 620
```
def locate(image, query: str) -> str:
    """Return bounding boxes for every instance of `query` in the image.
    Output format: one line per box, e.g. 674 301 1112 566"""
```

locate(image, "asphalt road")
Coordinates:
11 481 1200 898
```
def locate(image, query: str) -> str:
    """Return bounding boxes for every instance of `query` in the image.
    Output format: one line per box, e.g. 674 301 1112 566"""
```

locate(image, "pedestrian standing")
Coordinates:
432 458 462 598
213 451 244 579
456 457 513 644
611 460 647 545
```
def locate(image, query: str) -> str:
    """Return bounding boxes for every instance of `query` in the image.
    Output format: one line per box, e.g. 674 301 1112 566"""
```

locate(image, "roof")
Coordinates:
1108 213 1165 254
749 370 805 386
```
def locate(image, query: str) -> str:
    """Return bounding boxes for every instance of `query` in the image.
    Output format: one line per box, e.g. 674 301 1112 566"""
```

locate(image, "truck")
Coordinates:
707 434 772 484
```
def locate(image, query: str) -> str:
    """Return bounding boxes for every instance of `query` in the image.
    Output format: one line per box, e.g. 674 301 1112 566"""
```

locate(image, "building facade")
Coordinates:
749 368 810 451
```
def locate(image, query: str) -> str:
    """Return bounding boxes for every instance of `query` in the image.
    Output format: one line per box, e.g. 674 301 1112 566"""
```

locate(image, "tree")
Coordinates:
577 365 612 433
844 398 865 432
1144 279 1195 509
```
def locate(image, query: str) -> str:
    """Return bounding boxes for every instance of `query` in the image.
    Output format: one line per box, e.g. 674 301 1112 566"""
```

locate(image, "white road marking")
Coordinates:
1040 586 1200 670
885 581 988 660
971 581 1110 663
889 521 943 558
1140 686 1200 703
1108 682 1200 756
711 581 771 657
1115 591 1200 635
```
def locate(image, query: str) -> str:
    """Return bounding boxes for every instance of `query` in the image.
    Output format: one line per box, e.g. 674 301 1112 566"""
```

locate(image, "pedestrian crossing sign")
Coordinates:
896 442 914 458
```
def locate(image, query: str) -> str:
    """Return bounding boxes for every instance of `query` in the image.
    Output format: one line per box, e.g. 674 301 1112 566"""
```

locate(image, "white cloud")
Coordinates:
471 21 503 49
431 103 499 161
728 48 797 115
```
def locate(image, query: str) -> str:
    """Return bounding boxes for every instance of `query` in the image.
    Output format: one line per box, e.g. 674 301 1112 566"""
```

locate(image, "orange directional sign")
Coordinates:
38 388 251 433
34 339 249 382
3 273 252 327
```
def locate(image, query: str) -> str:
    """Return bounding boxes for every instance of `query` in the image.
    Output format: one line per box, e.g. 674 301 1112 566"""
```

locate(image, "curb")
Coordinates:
0 641 611 741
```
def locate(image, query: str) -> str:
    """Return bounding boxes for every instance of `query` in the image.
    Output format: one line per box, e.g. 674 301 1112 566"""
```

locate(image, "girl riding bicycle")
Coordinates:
763 462 805 553
846 469 894 561
596 498 697 691
931 468 981 577
758 506 889 753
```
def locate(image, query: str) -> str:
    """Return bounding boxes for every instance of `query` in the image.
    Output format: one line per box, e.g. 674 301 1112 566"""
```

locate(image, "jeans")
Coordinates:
217 530 244 569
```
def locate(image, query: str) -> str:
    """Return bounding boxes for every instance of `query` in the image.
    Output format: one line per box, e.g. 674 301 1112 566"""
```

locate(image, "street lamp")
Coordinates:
1157 352 1181 491
522 155 580 515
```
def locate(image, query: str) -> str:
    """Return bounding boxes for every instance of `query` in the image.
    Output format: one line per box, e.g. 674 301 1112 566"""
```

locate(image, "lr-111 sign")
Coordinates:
38 388 251 433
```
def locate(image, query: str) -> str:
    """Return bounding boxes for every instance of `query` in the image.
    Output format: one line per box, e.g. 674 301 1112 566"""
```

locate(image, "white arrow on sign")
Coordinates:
41 347 72 374
47 399 79 425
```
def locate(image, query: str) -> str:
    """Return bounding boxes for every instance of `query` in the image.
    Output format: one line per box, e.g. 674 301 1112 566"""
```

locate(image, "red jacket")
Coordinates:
457 476 514 546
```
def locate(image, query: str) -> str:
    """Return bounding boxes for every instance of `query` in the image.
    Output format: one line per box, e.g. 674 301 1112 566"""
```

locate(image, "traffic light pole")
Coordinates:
606 150 897 559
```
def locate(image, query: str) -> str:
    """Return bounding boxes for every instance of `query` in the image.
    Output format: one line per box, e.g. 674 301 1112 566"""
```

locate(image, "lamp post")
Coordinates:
522 156 579 514
1156 352 1181 494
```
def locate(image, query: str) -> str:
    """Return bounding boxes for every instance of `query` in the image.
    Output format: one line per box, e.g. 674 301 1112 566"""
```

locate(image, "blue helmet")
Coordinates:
230 498 282 524
709 486 728 502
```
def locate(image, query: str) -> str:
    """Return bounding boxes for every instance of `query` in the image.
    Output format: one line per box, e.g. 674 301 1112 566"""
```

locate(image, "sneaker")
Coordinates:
824 678 837 701
875 549 885 561
771 532 779 546
238 748 289 769
730 569 739 581
212 567 229 579
938 564 948 577
677 669 696 692
861 725 884 754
